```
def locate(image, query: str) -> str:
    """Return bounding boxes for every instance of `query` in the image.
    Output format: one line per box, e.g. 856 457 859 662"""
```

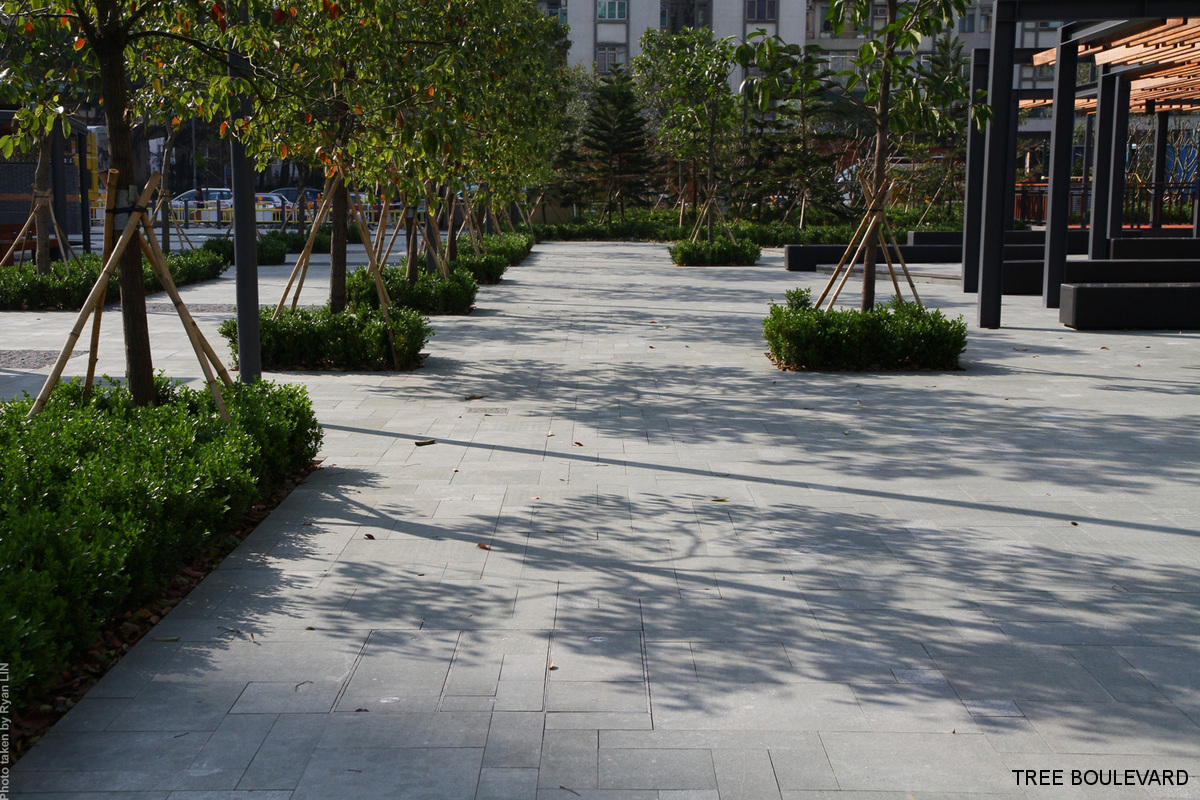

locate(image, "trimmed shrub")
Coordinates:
450 253 508 285
202 236 236 264
0 249 230 311
763 291 967 371
256 232 289 265
670 238 762 266
0 377 322 709
220 305 432 371
346 266 478 315
482 232 535 265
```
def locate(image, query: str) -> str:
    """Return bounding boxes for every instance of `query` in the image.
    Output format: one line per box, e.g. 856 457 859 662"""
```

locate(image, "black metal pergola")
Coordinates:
966 1 1200 328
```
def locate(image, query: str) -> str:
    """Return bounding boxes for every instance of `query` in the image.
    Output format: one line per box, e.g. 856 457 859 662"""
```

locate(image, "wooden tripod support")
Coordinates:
1 190 77 267
274 173 340 317
813 180 923 311
28 172 233 420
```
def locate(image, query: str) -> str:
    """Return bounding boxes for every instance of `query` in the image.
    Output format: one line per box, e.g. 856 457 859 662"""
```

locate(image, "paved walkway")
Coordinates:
8 242 1200 799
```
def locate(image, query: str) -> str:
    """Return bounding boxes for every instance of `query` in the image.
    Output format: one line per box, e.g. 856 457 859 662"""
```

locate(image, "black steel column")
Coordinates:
1089 68 1116 259
1150 107 1169 229
1043 37 1077 308
977 4 1016 329
1082 113 1094 220
1107 76 1130 243
962 48 989 293
230 8 260 382
76 131 92 253
51 132 69 240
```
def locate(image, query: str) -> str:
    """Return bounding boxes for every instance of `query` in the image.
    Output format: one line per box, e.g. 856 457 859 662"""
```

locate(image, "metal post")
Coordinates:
1151 107 1169 229
1082 113 1094 220
1089 68 1116 259
962 48 989 293
51 131 69 242
230 6 260 382
977 3 1016 329
1043 37 1077 308
76 131 92 254
1107 75 1130 243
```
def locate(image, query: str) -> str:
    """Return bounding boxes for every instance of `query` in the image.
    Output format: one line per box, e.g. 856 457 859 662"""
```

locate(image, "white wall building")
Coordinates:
541 0 806 75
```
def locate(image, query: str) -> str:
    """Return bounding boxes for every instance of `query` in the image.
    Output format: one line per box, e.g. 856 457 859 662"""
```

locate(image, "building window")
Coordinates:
660 0 667 28
597 0 627 19
979 11 991 32
596 44 627 73
746 0 776 22
958 14 974 33
816 3 833 33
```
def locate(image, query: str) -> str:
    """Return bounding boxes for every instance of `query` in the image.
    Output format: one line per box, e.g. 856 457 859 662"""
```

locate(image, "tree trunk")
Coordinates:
862 0 897 312
94 8 155 405
295 163 309 234
405 206 418 285
34 135 53 274
329 180 348 312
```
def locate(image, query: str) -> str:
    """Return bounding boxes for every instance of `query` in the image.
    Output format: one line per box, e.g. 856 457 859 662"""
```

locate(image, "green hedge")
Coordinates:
0 377 322 709
670 238 762 266
450 253 508 285
202 234 288 265
345 266 478 315
763 288 967 371
220 305 432 370
0 249 230 311
482 232 535 265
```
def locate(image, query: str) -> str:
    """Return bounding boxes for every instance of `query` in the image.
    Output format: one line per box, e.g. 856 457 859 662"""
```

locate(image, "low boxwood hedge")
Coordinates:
451 253 509 285
202 234 288 265
219 305 432 371
0 377 322 709
0 249 230 311
763 288 968 371
345 266 478 316
482 232 535 265
670 238 762 266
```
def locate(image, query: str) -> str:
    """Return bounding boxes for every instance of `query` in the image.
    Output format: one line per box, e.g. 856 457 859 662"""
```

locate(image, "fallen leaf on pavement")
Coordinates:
415 439 436 446
465 394 486 400
363 533 375 540
477 543 492 550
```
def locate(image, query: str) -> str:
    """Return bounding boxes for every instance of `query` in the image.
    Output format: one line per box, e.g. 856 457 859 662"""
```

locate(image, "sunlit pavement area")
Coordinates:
6 241 1200 799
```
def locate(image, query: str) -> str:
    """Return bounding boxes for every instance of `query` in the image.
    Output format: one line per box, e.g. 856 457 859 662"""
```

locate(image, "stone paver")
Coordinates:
7 241 1200 798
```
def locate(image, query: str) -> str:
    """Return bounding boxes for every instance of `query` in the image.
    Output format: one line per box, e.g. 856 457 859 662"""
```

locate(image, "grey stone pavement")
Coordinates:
5 241 1200 799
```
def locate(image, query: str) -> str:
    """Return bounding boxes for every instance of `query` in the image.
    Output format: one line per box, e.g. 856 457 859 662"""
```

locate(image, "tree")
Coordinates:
632 28 738 242
0 10 93 273
735 35 863 225
580 68 653 221
827 0 975 310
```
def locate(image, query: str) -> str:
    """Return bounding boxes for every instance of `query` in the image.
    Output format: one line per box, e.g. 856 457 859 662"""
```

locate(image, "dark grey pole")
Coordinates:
51 131 69 240
77 131 92 253
230 8 260 382
1106 76 1130 242
1089 68 1116 259
1082 113 1094 221
962 48 989 293
977 3 1016 329
1150 107 1169 229
1043 37 1077 308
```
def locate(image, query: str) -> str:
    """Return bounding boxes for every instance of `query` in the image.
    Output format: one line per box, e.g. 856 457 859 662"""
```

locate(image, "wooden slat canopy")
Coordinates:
1023 18 1200 112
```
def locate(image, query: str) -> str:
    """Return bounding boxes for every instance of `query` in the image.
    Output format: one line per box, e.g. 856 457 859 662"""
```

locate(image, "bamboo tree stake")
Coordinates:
346 182 399 369
462 196 483 257
276 174 338 316
44 193 77 262
379 199 406 266
858 177 922 307
289 178 339 310
84 170 122 394
135 213 231 418
29 176 160 418
813 188 885 309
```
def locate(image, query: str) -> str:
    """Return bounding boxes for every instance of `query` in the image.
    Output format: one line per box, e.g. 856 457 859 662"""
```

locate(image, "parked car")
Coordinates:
269 186 321 210
171 188 234 225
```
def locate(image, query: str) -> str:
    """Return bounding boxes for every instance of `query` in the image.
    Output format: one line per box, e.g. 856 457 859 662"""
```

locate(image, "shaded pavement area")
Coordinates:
6 241 1200 798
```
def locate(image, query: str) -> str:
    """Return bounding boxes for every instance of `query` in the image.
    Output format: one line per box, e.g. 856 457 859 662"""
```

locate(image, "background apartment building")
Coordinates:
542 0 806 74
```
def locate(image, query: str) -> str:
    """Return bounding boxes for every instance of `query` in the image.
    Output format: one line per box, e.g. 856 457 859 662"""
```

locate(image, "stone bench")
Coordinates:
1060 282 1200 330
1110 237 1200 261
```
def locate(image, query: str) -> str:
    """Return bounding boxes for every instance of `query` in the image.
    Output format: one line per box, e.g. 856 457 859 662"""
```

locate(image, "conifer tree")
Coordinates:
581 68 653 222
